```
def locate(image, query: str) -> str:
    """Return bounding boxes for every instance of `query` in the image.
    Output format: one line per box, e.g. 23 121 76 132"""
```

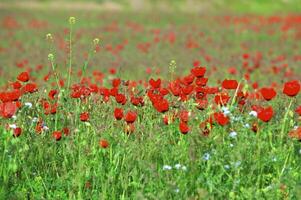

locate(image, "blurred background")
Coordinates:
0 0 301 14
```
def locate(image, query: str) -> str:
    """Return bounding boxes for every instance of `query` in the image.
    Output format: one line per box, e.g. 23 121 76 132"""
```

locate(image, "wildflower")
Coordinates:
179 121 189 134
24 102 32 108
299 149 301 155
174 164 181 169
203 153 211 161
80 112 89 122
260 87 276 101
257 106 274 122
17 71 30 82
222 79 238 90
9 124 17 129
52 131 62 141
249 110 258 117
283 80 300 97
224 165 230 169
181 166 187 171
124 111 137 124
149 78 161 89
163 165 172 170
99 139 109 148
13 127 22 137
221 106 231 116
229 131 237 138
214 112 229 126
114 108 124 120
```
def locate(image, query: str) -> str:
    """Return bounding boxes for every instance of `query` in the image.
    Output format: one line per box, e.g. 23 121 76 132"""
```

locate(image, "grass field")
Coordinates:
0 1 301 199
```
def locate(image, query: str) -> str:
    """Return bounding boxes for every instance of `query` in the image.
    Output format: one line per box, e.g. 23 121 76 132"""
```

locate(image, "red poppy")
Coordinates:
114 108 124 120
112 78 121 88
296 106 301 116
260 87 276 101
222 79 238 90
124 111 137 124
214 112 229 126
214 93 230 105
13 127 22 137
22 83 38 93
179 121 189 134
149 78 161 89
48 89 58 100
0 102 17 118
283 80 300 97
153 98 169 113
11 81 22 89
257 106 274 122
17 71 30 82
115 93 127 105
99 139 109 148
288 127 301 140
191 67 206 78
80 112 90 122
63 127 70 136
179 110 189 122
52 131 62 141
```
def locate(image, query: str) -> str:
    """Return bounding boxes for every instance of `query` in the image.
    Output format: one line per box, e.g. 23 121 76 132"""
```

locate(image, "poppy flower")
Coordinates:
80 112 90 122
99 139 109 148
296 106 301 116
11 81 22 89
0 102 17 118
153 99 169 113
288 127 301 140
257 106 274 122
260 87 276 101
214 93 230 105
13 127 22 137
63 127 70 136
48 89 58 100
283 80 300 97
222 79 238 90
149 78 161 89
124 111 137 124
22 83 38 93
52 131 62 141
191 67 206 78
17 71 30 82
179 110 190 122
115 93 127 105
214 112 229 126
114 108 124 120
179 121 189 134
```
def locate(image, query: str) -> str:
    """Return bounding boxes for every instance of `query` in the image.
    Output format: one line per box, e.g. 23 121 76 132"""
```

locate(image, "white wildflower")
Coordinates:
249 111 257 117
203 153 211 161
9 124 17 129
163 165 172 170
24 102 32 108
174 164 181 169
229 131 237 138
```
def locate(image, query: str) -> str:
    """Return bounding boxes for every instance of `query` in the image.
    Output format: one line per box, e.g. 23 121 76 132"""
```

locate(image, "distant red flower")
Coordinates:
214 112 229 126
296 106 301 116
115 93 127 105
13 127 22 137
222 79 238 90
11 81 22 89
283 80 300 97
153 98 169 113
99 139 109 148
0 102 17 118
112 78 121 88
191 67 206 78
114 108 124 120
257 106 274 122
124 111 137 124
214 93 230 105
260 87 277 101
288 127 301 140
80 112 90 122
52 131 62 141
0 90 21 102
179 110 189 123
22 83 37 93
149 78 161 89
195 77 208 86
48 89 58 100
179 121 189 134
63 127 70 136
17 71 30 82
